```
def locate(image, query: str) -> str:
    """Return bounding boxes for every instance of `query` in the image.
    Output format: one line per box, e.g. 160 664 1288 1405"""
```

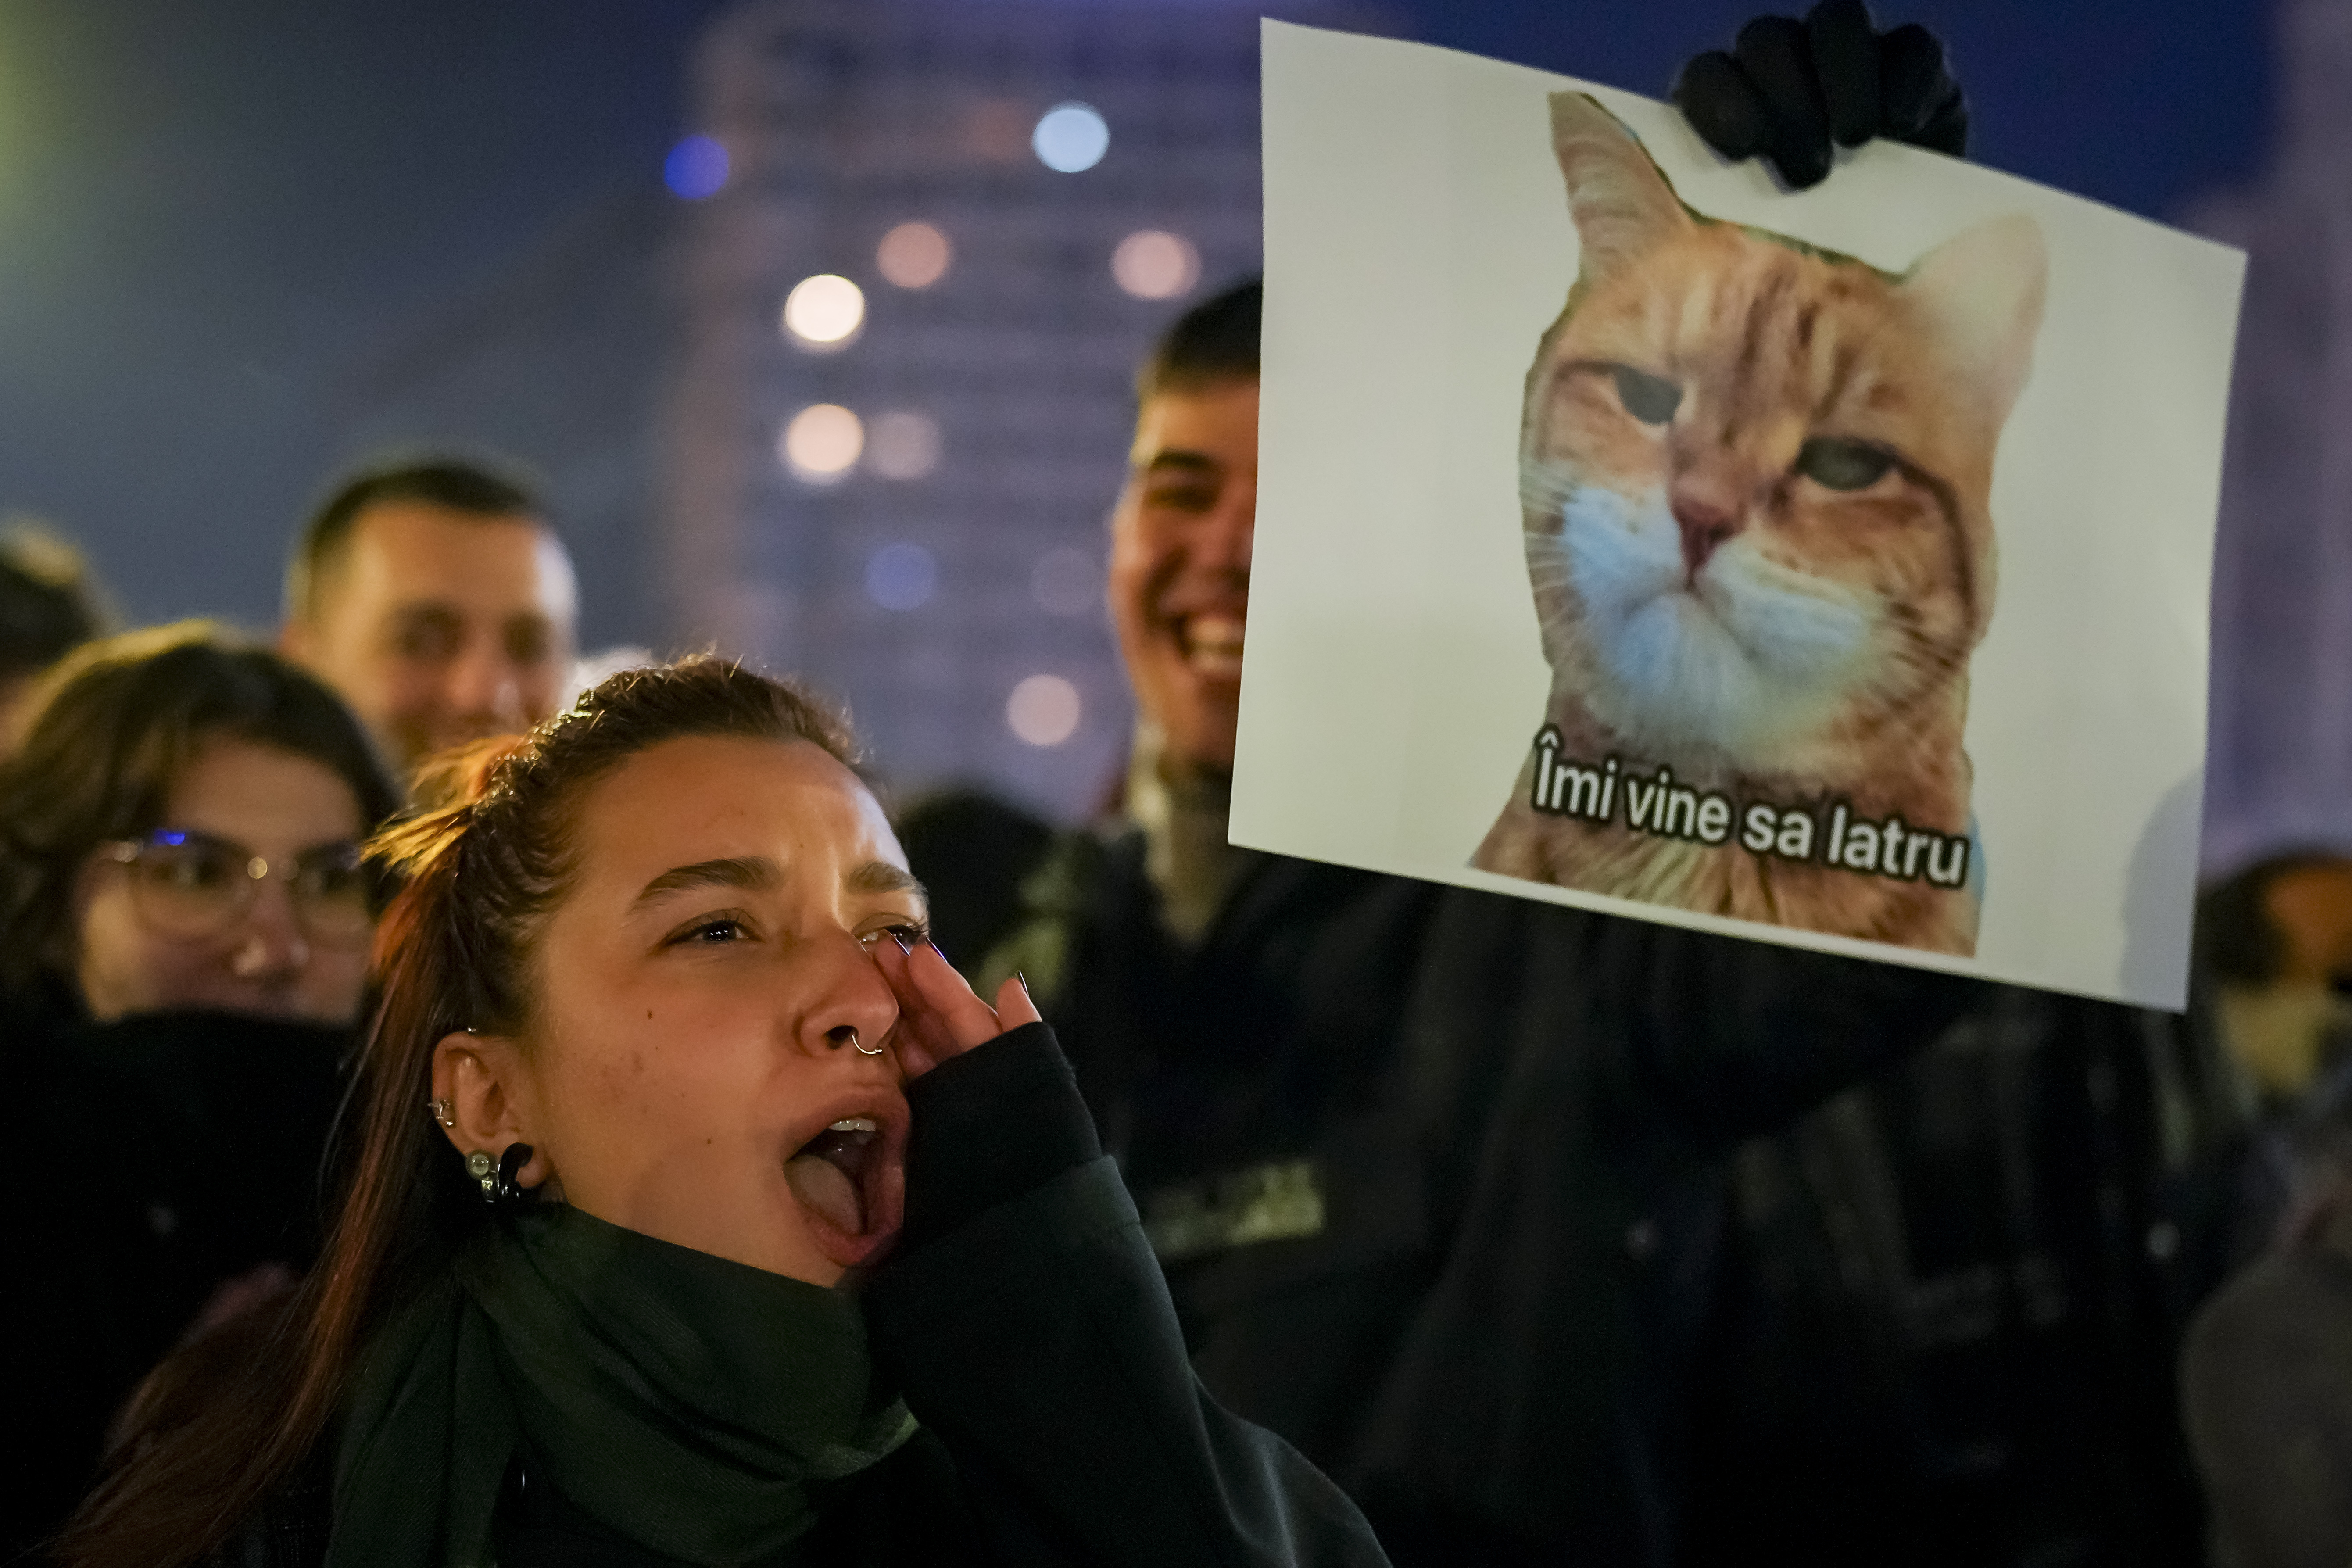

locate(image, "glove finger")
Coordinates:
1915 84 1969 156
1734 16 1834 189
1672 50 1775 161
1806 0 1882 147
1878 22 1956 140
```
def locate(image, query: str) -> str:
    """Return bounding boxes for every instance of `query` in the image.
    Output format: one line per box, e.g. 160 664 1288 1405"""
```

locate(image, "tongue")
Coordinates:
785 1153 864 1235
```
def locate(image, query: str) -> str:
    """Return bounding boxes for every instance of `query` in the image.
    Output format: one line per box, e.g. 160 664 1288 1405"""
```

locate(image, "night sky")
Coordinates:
0 0 2274 642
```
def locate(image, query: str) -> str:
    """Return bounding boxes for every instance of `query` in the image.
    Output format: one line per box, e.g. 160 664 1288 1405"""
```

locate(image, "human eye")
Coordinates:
143 837 238 892
856 915 931 952
661 910 758 948
293 846 369 902
390 612 462 663
1146 483 1217 516
505 618 552 666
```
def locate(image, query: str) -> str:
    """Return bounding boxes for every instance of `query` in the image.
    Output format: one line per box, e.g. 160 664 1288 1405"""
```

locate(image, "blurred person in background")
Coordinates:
2182 1110 2352 1568
2176 852 2352 1568
0 623 399 1560
57 658 1388 1568
2195 852 2352 1129
278 456 578 775
0 517 109 748
900 10 2030 1563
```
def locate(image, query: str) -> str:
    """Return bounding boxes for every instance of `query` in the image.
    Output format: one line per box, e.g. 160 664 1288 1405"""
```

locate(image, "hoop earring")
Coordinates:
493 1143 534 1207
466 1143 536 1207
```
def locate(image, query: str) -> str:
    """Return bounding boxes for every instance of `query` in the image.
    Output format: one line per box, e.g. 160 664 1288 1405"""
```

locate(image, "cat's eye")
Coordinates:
1794 438 1896 492
1610 366 1682 426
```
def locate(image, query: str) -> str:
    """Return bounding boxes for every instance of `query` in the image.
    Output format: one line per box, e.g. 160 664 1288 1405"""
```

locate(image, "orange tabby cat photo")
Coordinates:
1472 93 2047 957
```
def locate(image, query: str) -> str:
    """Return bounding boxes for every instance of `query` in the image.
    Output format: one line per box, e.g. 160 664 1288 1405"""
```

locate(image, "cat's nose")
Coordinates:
1671 486 1743 579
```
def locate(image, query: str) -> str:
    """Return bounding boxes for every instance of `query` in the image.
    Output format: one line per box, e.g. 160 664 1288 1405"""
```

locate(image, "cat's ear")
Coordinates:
1901 215 2048 427
1551 93 1692 280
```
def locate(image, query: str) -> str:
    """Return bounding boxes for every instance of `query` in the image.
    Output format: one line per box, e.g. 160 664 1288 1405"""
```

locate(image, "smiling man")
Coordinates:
1108 331 1255 776
279 459 578 776
1102 288 1260 943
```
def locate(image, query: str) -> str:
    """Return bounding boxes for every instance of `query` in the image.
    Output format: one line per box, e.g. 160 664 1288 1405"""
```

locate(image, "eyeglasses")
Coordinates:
102 829 377 948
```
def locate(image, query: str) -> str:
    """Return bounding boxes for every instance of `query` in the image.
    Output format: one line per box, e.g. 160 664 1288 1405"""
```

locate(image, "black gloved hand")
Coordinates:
1671 0 1966 190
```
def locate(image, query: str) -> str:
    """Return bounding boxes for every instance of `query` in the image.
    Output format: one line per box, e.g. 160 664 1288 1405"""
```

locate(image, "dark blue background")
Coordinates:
0 0 2272 638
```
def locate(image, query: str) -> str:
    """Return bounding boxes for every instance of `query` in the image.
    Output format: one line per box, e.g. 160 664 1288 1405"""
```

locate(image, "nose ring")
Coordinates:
846 1027 885 1057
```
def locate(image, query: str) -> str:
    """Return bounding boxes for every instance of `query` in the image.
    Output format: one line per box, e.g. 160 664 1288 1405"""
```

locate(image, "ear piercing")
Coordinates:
426 1097 456 1128
467 1143 535 1207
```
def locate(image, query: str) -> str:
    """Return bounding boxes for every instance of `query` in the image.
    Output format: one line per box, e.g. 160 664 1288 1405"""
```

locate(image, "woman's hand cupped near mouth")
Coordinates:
874 938 1041 1079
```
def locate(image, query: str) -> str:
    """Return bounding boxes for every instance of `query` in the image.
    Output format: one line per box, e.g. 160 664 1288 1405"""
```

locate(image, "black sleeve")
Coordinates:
1620 920 1983 1144
895 1021 1100 1251
866 1026 1391 1568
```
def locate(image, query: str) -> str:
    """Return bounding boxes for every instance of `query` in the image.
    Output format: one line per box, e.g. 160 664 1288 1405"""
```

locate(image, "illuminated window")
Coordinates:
779 405 863 483
665 136 729 199
877 222 952 289
1006 674 1082 747
781 274 865 350
1112 230 1200 301
1032 104 1109 173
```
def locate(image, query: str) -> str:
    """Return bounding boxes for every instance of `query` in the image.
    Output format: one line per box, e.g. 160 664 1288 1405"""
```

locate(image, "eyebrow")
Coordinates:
630 856 927 909
633 856 779 906
1138 451 1221 478
850 861 928 904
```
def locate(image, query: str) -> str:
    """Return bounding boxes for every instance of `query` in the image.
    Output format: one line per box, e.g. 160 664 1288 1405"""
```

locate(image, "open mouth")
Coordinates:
784 1115 900 1267
1178 614 1245 680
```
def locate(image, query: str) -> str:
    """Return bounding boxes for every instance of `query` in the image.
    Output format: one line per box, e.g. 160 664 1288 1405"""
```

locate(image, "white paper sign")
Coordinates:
1233 21 2246 1009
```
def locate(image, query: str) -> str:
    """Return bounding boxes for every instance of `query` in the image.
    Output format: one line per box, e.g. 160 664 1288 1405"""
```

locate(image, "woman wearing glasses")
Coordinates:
0 622 398 1561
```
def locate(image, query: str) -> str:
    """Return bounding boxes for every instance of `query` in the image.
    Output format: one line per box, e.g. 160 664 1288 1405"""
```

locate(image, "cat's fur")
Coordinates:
1471 93 2046 956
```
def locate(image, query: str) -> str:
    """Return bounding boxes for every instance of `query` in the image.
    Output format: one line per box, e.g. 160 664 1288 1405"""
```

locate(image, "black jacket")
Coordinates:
940 829 1978 1566
1 999 348 1563
1687 990 2241 1567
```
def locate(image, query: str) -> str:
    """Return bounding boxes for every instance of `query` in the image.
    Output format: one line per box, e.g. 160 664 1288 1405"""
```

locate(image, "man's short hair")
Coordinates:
0 520 107 682
1136 277 1261 403
284 457 547 624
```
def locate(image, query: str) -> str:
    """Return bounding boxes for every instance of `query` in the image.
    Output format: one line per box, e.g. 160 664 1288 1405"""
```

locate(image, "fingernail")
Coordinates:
1016 969 1031 993
892 930 913 955
928 940 950 964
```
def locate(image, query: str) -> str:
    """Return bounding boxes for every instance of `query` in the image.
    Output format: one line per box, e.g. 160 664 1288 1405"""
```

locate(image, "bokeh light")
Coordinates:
1112 230 1200 301
866 543 937 610
781 274 865 349
665 135 729 200
1006 674 1083 747
1031 547 1100 616
1032 103 1109 173
876 222 952 289
868 411 942 480
779 404 863 483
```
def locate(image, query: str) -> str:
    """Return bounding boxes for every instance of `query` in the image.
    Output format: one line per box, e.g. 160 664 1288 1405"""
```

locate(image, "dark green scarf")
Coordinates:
327 1206 915 1567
